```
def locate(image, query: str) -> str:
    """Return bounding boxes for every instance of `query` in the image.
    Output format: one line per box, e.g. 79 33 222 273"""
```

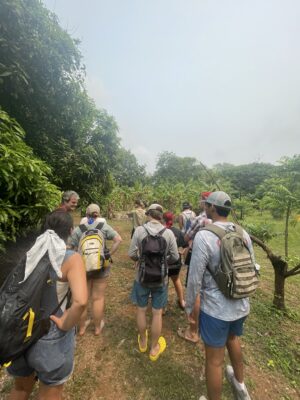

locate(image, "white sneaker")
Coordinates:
225 365 251 400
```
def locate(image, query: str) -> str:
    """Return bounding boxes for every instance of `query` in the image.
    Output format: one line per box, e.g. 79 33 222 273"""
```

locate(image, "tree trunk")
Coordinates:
249 235 288 310
273 267 286 310
284 200 291 259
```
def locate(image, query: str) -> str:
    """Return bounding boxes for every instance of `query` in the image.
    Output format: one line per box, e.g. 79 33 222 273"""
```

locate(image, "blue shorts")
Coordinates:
131 280 168 310
199 311 247 348
7 323 75 386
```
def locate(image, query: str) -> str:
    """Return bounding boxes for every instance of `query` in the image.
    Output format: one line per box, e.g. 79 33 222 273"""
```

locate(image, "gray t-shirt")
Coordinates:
69 220 117 248
186 221 254 321
128 221 179 283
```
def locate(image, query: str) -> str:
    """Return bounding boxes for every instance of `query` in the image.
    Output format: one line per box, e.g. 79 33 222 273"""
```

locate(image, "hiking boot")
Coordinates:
225 365 251 400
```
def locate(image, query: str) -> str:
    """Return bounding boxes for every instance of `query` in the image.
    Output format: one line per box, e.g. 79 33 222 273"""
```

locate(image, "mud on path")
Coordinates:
1 221 299 399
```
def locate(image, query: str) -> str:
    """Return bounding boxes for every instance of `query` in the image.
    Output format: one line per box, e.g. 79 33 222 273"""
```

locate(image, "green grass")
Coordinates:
1 215 300 399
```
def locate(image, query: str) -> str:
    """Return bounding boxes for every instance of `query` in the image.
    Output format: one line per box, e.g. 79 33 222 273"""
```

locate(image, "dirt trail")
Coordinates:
1 221 299 399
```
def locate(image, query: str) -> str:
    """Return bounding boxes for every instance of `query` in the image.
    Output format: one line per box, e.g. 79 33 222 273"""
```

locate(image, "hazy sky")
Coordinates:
44 0 300 172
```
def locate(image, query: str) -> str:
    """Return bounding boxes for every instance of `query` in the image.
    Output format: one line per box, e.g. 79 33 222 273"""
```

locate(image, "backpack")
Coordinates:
182 211 195 233
202 224 259 299
78 222 107 273
0 253 68 367
138 226 168 286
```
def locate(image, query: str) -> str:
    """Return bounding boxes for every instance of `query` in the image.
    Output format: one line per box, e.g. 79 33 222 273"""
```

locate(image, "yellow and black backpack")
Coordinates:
0 253 68 367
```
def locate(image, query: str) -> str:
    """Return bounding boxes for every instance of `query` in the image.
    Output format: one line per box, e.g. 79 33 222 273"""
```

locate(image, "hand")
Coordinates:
50 314 68 331
187 313 196 324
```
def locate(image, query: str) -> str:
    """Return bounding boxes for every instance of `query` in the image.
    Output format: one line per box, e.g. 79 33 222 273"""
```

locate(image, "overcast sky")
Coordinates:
44 0 300 172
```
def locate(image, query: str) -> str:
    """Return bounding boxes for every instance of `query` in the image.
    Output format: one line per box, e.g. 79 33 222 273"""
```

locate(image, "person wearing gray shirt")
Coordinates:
186 192 254 400
128 203 178 362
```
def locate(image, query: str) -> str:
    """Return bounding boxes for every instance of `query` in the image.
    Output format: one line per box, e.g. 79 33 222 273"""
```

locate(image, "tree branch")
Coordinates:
249 234 275 259
285 263 300 277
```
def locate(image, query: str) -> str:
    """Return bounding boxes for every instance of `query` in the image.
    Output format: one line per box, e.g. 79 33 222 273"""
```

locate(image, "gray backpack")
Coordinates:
202 224 259 299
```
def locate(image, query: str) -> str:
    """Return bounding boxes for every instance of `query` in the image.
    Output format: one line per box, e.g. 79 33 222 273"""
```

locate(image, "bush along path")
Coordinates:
1 220 300 399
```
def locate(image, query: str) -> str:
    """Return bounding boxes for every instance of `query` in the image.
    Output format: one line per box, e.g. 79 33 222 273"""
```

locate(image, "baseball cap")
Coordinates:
205 191 232 209
86 203 100 215
200 191 212 200
182 201 191 210
146 203 163 215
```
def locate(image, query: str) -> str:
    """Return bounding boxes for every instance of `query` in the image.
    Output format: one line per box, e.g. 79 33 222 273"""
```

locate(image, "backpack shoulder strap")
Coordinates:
143 224 150 235
95 222 104 231
158 228 166 236
79 224 87 233
234 224 244 237
201 224 226 239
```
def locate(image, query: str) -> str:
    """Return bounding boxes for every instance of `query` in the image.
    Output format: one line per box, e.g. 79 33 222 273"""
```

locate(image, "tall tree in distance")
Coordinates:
153 151 206 184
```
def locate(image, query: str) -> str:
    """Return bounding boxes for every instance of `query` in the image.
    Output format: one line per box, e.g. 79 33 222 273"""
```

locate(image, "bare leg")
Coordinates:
136 306 147 348
150 308 163 356
226 334 244 383
190 294 200 336
38 382 64 400
91 278 108 335
78 280 92 335
205 345 225 400
170 275 185 308
8 375 36 400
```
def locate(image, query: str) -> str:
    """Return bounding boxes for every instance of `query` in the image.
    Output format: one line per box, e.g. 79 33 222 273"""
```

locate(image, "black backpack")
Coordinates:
138 226 168 287
0 253 67 366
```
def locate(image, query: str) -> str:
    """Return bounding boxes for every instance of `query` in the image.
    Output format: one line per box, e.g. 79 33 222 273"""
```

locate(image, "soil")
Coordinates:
1 220 299 400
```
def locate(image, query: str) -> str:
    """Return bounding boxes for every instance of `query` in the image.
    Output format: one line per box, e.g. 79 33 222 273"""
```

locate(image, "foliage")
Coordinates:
233 196 255 220
214 162 278 197
153 151 207 184
100 180 216 217
0 109 60 250
112 148 147 187
258 155 300 257
0 0 123 197
242 221 276 242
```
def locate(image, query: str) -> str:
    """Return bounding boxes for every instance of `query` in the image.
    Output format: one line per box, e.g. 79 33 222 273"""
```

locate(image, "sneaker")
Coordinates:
225 365 251 400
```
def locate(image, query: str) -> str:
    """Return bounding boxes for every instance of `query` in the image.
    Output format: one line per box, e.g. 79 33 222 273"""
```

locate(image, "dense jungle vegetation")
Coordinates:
1 0 300 310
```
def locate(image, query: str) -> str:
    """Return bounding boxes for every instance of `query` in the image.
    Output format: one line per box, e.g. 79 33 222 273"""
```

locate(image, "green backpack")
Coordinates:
202 224 259 299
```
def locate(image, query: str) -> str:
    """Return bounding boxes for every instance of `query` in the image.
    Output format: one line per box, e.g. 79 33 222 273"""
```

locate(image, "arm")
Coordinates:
185 233 209 315
128 229 140 261
109 234 122 256
166 231 179 264
68 227 81 250
178 214 184 231
50 253 88 331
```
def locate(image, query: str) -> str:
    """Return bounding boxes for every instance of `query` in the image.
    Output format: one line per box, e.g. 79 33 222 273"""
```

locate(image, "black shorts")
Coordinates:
168 263 181 277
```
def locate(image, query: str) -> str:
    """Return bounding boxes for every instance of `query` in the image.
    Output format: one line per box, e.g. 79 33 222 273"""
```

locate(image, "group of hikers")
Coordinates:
1 189 259 400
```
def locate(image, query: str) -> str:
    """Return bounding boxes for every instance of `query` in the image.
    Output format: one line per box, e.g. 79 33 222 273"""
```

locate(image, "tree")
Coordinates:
245 156 300 309
0 109 60 250
153 152 206 184
214 162 278 197
0 0 124 198
112 148 147 187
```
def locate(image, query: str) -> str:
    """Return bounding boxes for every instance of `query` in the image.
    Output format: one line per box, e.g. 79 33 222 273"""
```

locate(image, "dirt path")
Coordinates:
1 220 299 399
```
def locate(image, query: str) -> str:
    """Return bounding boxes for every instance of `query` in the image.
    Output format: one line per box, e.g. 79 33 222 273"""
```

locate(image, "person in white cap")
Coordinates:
186 191 254 400
128 204 179 361
70 204 122 336
79 204 107 225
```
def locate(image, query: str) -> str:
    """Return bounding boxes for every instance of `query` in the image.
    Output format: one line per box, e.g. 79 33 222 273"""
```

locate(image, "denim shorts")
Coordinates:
131 280 168 310
87 265 110 280
199 311 247 348
7 322 75 386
